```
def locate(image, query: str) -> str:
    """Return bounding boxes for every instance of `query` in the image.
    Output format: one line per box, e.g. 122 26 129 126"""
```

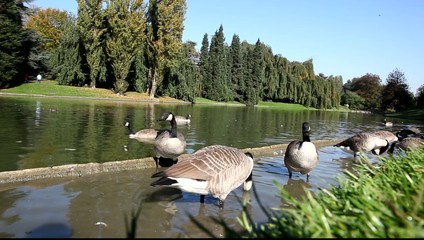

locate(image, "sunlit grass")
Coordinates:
256 101 313 110
1 80 115 97
227 148 424 238
193 97 244 105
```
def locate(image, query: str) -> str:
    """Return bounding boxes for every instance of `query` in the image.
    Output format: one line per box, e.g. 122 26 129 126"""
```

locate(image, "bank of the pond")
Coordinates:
0 139 341 184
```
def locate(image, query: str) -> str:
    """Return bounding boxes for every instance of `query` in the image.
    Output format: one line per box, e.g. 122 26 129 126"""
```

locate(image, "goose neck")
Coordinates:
302 132 311 142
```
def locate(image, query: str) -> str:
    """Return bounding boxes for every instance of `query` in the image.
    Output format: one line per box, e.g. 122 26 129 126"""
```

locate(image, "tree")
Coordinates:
25 8 71 80
161 41 200 102
416 84 424 109
104 0 147 95
146 0 186 98
51 15 87 86
198 33 209 97
204 25 230 101
381 68 414 111
0 0 31 88
78 0 107 88
348 73 382 110
229 34 243 102
25 8 68 51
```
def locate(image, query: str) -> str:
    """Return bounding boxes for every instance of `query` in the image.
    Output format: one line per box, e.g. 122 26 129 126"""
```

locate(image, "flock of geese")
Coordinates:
125 113 424 209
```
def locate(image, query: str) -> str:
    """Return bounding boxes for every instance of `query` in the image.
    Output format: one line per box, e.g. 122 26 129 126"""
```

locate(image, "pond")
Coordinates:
0 95 422 237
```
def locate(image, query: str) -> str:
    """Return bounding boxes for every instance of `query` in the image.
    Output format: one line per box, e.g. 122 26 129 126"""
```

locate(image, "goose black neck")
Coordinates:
302 131 311 142
170 115 178 137
126 124 135 134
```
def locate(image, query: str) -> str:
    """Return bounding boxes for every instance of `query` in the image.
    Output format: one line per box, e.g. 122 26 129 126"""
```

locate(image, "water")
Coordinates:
0 95 422 237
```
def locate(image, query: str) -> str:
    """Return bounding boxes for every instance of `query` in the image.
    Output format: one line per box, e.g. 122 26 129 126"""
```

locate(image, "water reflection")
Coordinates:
1 96 423 172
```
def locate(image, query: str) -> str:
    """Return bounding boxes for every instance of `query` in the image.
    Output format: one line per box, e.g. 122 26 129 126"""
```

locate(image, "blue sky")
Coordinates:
31 0 423 94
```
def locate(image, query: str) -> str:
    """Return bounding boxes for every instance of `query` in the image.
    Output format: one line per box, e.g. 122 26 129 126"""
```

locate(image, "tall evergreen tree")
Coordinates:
78 0 107 88
50 14 86 86
262 45 278 100
198 33 209 97
205 25 229 101
249 39 263 104
146 0 186 98
0 0 31 88
105 0 146 95
229 34 243 102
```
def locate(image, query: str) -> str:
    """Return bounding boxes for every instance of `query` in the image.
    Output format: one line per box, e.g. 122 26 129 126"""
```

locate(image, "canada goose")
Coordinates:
154 112 186 167
334 130 395 158
383 118 393 127
175 114 192 125
124 121 159 143
388 137 424 153
396 128 422 140
388 129 424 153
283 122 319 181
150 144 254 209
372 130 398 145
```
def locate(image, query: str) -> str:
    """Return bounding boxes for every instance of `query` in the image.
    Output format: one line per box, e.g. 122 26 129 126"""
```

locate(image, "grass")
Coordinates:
0 80 185 102
385 109 424 121
257 101 313 110
221 148 424 238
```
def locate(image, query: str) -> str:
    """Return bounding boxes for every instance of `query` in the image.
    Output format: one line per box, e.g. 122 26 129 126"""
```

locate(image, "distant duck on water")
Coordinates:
383 118 393 127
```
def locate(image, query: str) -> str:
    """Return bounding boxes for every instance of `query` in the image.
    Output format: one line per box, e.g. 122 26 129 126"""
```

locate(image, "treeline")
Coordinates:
2 0 423 110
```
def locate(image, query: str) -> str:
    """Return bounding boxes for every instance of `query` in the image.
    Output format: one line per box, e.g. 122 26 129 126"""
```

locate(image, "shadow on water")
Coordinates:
25 223 72 238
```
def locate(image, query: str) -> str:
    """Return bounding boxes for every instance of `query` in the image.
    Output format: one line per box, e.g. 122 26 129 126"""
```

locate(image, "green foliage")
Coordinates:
229 149 424 238
0 0 30 88
416 84 424 109
341 90 366 110
146 0 186 98
50 15 86 86
381 68 414 112
160 41 200 102
78 0 108 88
347 73 383 110
105 0 146 94
204 25 231 102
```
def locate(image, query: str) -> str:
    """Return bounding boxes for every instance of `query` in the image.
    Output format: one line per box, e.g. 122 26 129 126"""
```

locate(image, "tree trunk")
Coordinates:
149 69 157 99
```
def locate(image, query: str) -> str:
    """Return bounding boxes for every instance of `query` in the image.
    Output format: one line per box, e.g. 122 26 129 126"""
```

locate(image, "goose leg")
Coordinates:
153 157 159 168
200 195 205 203
218 199 224 210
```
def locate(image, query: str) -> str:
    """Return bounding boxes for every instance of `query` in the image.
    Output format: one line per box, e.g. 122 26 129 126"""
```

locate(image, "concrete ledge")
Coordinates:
0 139 342 184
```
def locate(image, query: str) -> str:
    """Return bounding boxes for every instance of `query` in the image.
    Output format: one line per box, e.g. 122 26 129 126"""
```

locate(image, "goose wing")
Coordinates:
154 145 251 181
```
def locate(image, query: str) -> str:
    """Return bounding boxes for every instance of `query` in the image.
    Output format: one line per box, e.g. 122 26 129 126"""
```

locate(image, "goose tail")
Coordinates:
150 177 177 187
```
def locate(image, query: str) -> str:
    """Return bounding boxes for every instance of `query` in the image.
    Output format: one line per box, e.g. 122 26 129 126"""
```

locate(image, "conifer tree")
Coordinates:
146 0 186 98
0 0 30 88
77 0 107 88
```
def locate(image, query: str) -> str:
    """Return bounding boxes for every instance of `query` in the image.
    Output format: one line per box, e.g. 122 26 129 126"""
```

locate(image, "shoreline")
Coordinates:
0 139 341 184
